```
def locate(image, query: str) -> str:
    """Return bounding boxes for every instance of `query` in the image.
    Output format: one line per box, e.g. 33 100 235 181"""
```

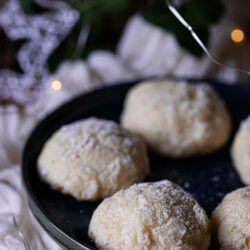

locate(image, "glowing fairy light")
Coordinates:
231 29 245 43
51 80 62 91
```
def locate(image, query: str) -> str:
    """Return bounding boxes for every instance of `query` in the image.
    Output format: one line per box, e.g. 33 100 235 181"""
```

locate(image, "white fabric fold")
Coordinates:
0 167 61 250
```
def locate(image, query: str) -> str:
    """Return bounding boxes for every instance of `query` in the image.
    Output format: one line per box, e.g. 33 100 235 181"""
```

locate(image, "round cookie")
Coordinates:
212 186 250 250
121 80 231 158
231 115 250 185
89 180 211 250
38 117 149 201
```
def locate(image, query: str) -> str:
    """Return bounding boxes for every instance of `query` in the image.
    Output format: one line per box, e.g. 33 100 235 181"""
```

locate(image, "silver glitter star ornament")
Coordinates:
0 0 79 105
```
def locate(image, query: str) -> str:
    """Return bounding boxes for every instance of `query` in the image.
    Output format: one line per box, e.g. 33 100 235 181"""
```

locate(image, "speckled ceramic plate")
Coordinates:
22 78 250 250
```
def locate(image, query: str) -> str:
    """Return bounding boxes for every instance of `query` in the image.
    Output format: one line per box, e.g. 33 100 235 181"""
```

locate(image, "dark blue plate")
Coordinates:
22 78 250 250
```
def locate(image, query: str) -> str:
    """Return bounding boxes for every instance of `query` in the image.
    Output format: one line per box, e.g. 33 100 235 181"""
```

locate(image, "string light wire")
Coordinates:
165 0 250 75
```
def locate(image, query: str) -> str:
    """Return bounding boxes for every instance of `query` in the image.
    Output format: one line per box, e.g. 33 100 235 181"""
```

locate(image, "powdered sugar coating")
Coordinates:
232 115 250 185
240 115 250 129
89 180 211 250
212 186 250 250
38 117 149 201
121 80 231 157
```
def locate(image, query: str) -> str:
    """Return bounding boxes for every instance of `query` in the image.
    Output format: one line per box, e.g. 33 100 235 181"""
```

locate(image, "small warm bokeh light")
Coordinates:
51 80 62 91
231 29 245 43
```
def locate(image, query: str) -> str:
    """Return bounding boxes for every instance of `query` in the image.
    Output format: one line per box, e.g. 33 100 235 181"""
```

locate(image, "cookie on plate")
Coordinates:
212 186 250 250
89 180 211 250
38 117 149 201
231 115 250 185
121 80 231 158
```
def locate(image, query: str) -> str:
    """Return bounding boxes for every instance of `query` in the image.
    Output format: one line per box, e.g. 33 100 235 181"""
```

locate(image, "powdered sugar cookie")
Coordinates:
89 180 211 250
231 115 250 185
121 80 231 158
212 186 250 250
38 117 149 201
